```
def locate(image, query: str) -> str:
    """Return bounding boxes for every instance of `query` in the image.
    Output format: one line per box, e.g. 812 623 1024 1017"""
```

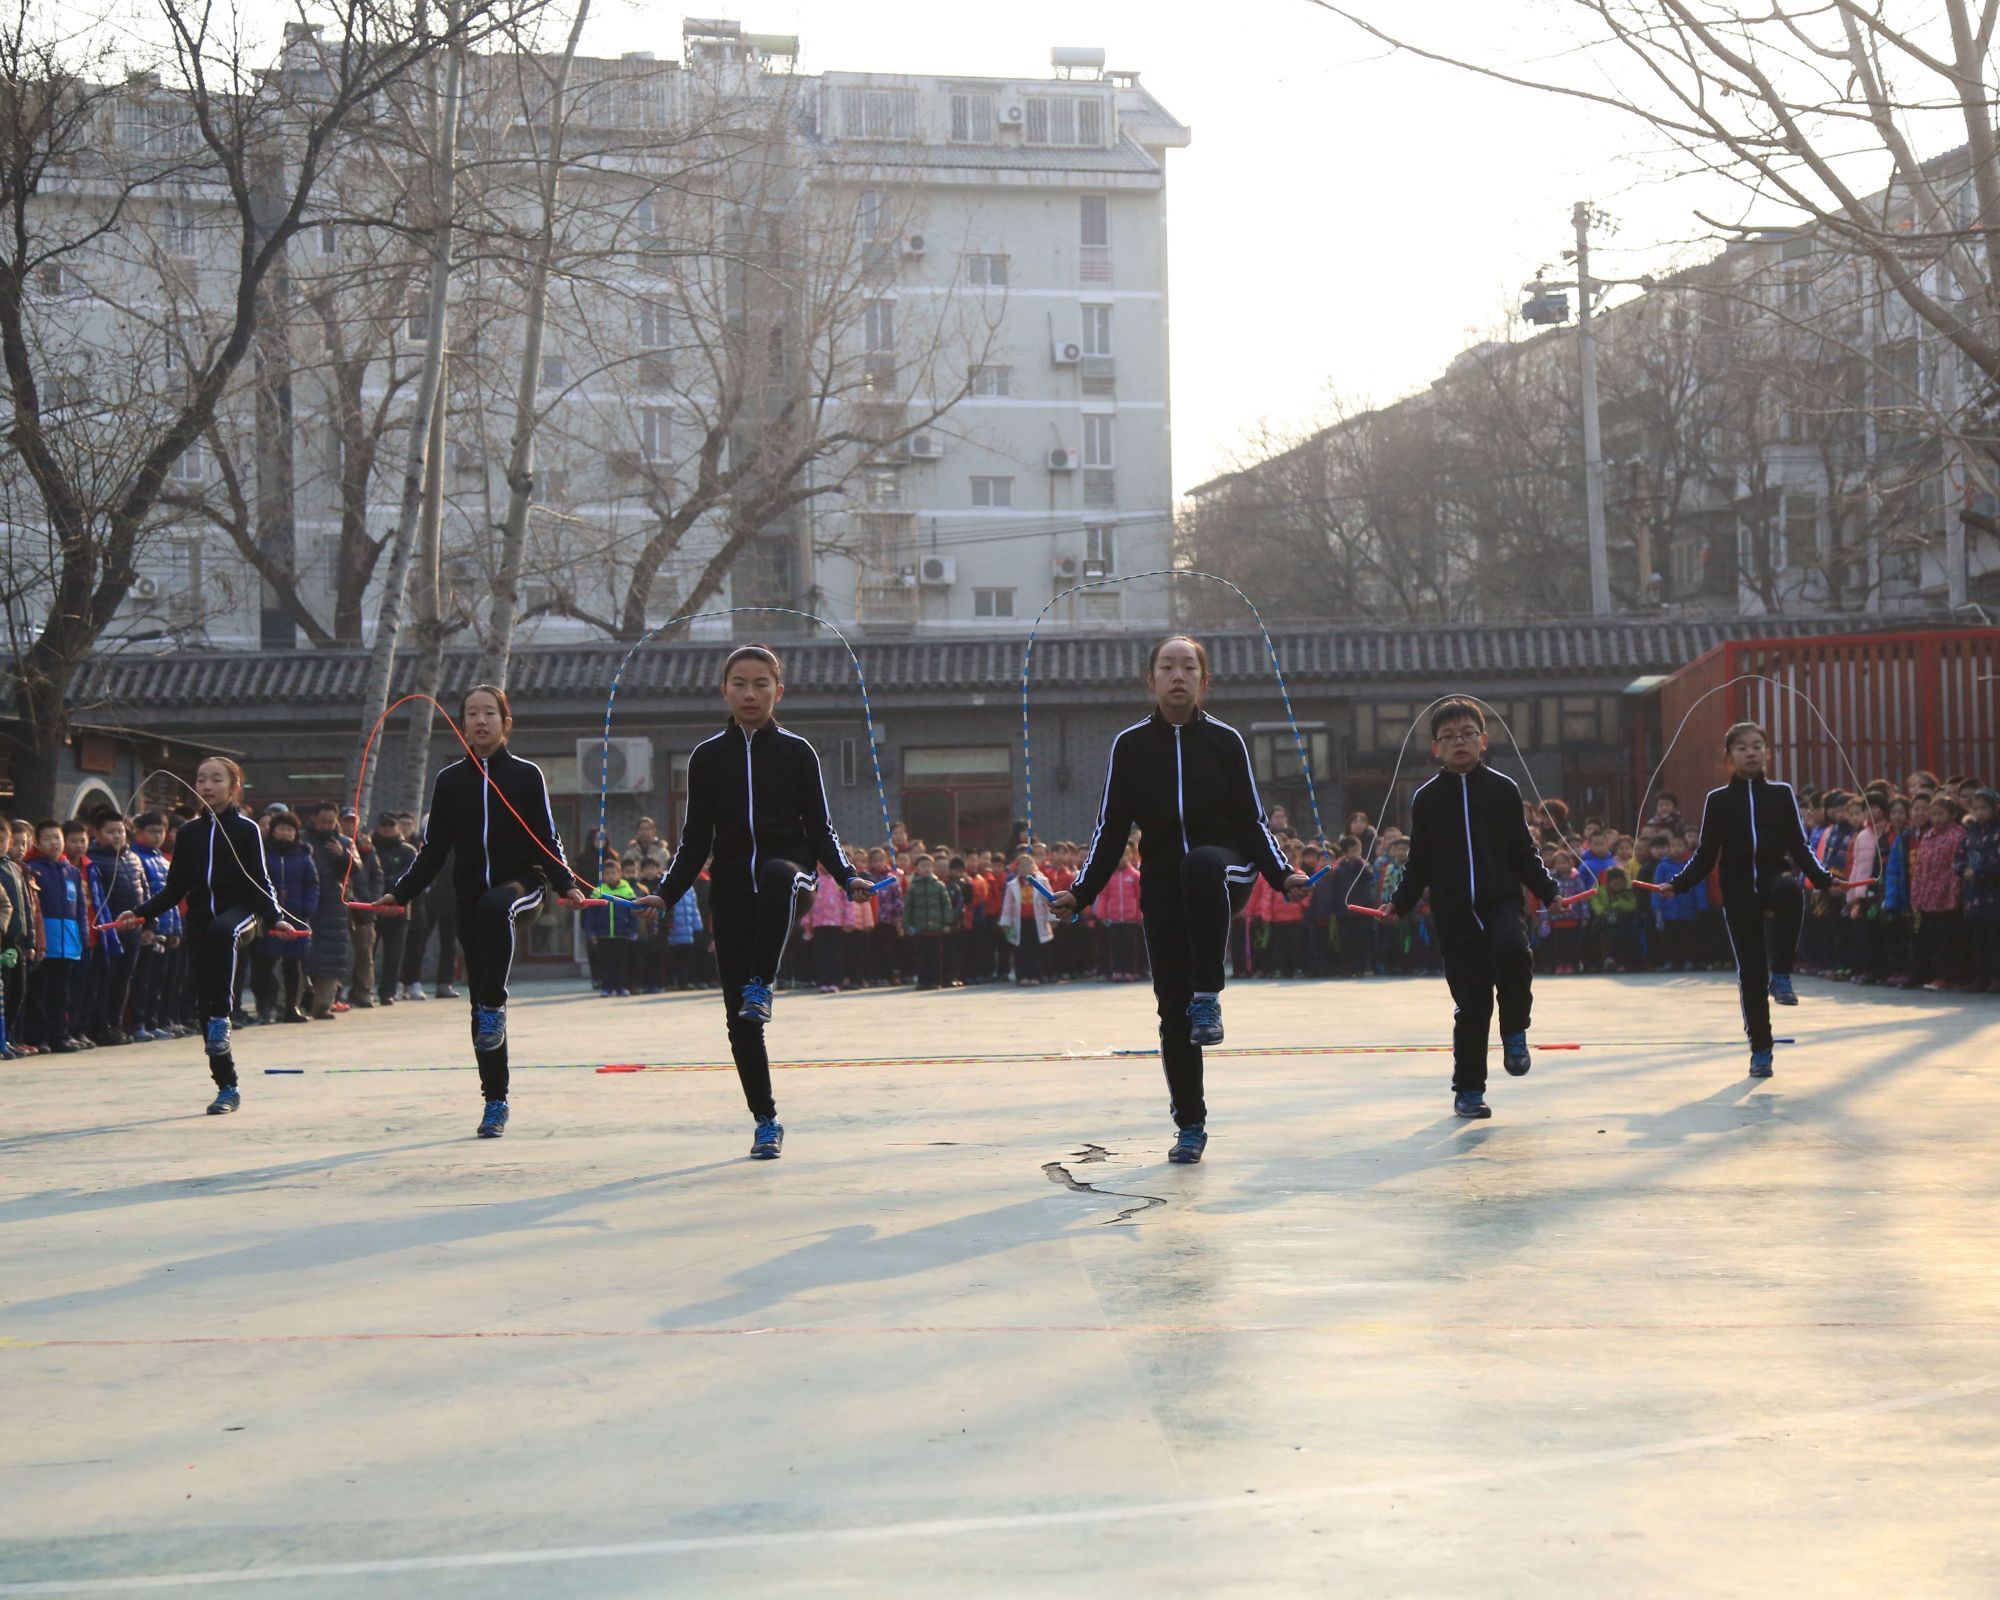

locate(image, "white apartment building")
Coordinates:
14 24 1189 656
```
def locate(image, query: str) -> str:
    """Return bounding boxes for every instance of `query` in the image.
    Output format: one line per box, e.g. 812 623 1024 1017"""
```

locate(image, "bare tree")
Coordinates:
0 0 522 816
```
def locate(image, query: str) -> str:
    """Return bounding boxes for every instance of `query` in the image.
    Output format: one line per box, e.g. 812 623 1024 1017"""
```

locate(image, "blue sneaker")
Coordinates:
206 1085 240 1115
738 979 774 1024
477 1100 509 1138
750 1116 784 1159
1502 1031 1532 1076
1186 995 1224 1046
1454 1091 1492 1119
1168 1124 1208 1164
1749 1050 1775 1078
1769 974 1797 1006
472 1005 506 1052
203 1017 231 1059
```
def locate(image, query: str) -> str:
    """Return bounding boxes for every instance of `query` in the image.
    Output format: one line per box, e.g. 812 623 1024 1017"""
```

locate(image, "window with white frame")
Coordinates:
638 296 668 346
632 193 657 234
949 91 994 144
970 475 1013 508
970 364 1011 397
1085 524 1116 569
1080 195 1109 248
1077 97 1106 147
856 187 889 241
1082 414 1115 468
169 441 204 482
966 253 1008 288
1025 95 1102 147
315 221 337 257
863 298 896 352
541 354 569 390
864 466 901 506
839 88 916 141
1081 304 1112 356
973 587 1015 618
639 406 670 460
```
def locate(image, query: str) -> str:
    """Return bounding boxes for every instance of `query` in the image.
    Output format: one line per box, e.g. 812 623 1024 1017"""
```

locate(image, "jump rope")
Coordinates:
1019 569 1333 916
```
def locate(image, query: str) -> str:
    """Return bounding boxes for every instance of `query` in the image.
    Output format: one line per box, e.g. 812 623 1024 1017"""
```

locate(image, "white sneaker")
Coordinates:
406 984 428 1001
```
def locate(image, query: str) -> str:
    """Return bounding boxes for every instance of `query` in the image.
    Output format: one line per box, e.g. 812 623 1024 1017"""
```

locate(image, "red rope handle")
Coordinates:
343 693 592 904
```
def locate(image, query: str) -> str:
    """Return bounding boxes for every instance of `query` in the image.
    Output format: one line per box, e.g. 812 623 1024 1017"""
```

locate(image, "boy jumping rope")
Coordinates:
1384 700 1562 1119
1658 721 1848 1078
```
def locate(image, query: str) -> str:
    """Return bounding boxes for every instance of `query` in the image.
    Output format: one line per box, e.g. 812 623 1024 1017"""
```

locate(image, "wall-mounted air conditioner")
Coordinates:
1048 447 1078 471
919 556 956 586
577 736 653 795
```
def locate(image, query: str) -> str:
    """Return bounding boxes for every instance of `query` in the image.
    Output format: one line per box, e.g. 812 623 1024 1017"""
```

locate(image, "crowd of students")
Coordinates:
575 769 2000 1003
0 801 467 1059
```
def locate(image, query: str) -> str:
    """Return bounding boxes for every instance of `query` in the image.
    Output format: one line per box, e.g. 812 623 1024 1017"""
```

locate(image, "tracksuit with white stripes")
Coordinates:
1069 708 1295 1128
1391 763 1561 1093
133 804 286 1088
657 718 861 1121
389 745 572 1100
1668 774 1831 1054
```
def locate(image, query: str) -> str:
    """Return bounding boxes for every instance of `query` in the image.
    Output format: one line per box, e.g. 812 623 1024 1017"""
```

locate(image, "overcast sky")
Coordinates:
576 0 1776 495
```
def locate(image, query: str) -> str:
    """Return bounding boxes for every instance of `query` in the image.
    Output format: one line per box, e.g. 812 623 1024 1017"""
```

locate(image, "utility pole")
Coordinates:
1574 201 1612 618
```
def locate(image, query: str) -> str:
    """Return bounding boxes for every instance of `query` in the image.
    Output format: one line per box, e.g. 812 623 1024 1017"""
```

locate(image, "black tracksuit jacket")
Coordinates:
1669 775 1831 902
134 806 286 928
390 746 574 909
1071 708 1293 910
659 719 857 905
1390 763 1560 930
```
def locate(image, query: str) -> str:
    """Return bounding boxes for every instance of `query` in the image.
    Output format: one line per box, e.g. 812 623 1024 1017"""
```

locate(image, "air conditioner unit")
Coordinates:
1051 338 1082 365
1002 103 1025 125
1052 555 1079 580
908 432 943 459
919 555 956 586
901 233 926 257
577 735 653 795
131 575 160 600
1048 447 1078 471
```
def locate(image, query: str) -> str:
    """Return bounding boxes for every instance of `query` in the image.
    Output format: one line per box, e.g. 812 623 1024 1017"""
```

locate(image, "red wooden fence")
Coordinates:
1645 629 2000 821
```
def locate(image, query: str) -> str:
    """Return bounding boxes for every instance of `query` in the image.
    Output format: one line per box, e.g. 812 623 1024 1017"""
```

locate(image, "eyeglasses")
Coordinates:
1435 728 1483 745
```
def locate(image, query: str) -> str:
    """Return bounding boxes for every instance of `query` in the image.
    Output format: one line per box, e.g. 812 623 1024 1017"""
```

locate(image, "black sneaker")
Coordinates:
477 1100 509 1138
750 1116 784 1159
1454 1091 1492 1119
207 1085 241 1115
1168 1124 1209 1164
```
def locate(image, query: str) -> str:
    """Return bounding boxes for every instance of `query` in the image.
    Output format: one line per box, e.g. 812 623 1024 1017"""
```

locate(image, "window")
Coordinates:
1082 414 1115 468
1079 195 1110 249
863 298 895 352
162 204 194 257
539 467 572 501
541 354 569 390
632 194 657 234
406 297 431 341
1783 496 1819 568
1024 95 1076 146
970 364 1011 397
839 88 916 141
863 467 901 506
966 253 1008 287
970 475 1013 508
1077 97 1105 147
35 262 75 296
315 221 337 257
169 442 204 483
856 187 888 241
901 745 1013 853
639 406 670 460
638 296 668 347
973 587 1015 618
949 92 994 144
1085 524 1115 570
1081 304 1112 356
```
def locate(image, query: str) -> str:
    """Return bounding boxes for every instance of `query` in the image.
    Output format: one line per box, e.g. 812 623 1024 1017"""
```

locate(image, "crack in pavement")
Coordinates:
1041 1145 1167 1225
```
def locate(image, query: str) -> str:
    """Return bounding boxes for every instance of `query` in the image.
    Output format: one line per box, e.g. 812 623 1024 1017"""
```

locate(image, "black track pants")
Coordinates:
1438 904 1534 1093
461 880 543 1100
1722 872 1804 1055
189 904 260 1087
1142 846 1256 1129
710 857 816 1121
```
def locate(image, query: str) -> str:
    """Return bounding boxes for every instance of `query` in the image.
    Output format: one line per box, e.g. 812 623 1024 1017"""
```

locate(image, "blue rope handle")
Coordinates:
598 606 896 891
1019 569 1332 894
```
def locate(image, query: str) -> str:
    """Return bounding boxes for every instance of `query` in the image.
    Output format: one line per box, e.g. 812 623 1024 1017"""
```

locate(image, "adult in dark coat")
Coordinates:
303 802 354 1016
370 815 416 1005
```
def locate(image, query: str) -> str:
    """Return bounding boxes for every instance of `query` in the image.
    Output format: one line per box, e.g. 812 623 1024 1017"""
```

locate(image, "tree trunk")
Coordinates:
400 353 450 819
478 0 590 688
8 666 68 819
350 9 465 819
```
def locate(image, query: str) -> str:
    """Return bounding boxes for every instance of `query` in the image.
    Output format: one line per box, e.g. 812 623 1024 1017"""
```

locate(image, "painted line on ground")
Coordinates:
0 1372 1992 1594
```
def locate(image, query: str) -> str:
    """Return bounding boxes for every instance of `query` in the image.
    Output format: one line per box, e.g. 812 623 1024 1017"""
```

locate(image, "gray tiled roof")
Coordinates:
812 134 1159 177
68 612 1969 715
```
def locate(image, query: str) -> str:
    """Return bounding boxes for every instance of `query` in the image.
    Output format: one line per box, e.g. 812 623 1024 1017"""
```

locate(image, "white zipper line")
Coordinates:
1173 725 1189 855
744 727 760 889
1747 777 1759 894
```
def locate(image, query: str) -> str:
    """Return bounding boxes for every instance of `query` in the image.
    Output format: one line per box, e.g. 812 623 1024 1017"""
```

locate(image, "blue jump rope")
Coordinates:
596 606 898 891
1019 569 1333 913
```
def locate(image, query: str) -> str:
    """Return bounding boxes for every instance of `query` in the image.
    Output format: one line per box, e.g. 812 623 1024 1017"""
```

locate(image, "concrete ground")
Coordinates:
1 971 1996 1598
